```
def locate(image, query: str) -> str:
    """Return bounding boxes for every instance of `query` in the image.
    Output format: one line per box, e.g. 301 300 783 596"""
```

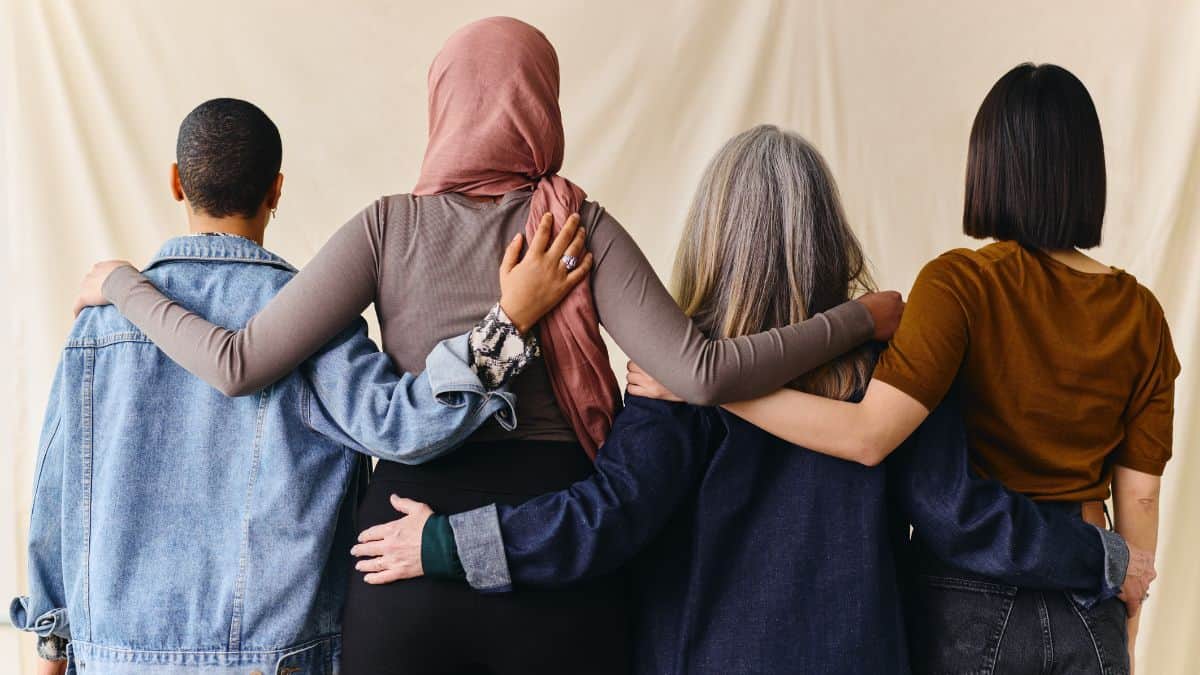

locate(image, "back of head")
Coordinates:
963 63 1106 249
672 125 875 400
176 98 282 218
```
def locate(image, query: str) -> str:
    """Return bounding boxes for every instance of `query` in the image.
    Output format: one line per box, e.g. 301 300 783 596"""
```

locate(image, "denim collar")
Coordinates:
145 234 298 273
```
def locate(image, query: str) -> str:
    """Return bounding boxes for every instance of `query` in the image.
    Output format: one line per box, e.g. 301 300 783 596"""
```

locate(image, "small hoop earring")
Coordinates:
270 208 278 220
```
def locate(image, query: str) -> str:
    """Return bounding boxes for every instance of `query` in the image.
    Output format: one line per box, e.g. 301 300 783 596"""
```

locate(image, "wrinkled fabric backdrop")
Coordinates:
2 0 1197 671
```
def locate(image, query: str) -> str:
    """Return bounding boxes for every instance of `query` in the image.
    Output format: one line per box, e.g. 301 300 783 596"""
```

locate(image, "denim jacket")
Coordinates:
9 235 517 674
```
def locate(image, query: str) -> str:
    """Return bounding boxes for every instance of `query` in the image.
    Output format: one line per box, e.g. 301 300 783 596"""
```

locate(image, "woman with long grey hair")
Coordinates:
366 124 1120 673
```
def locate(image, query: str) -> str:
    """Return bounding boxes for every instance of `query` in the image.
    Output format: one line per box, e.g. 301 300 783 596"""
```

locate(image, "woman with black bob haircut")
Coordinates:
630 63 1176 673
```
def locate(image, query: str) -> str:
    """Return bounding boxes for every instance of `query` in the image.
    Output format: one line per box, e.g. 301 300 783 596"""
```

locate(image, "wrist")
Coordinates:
497 298 534 335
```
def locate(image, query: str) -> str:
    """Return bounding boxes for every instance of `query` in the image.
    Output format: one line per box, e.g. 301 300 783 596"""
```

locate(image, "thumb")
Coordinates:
500 233 523 275
390 494 429 516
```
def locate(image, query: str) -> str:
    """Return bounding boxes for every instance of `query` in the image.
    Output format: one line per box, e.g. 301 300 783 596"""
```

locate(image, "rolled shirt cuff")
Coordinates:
448 504 514 593
426 333 519 431
468 304 540 390
9 596 69 639
37 635 69 662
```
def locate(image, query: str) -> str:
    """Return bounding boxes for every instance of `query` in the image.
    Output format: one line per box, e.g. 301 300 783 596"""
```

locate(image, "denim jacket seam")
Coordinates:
29 416 61 517
227 388 272 650
79 348 95 641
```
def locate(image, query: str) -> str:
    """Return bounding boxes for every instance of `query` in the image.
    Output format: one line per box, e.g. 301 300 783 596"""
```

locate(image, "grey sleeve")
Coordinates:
586 206 876 405
102 203 384 396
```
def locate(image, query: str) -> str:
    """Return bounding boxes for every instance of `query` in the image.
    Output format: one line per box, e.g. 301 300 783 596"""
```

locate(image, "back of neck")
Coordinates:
186 212 266 246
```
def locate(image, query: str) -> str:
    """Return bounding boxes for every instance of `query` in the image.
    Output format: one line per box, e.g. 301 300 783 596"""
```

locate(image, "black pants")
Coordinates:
341 440 631 675
907 552 1129 675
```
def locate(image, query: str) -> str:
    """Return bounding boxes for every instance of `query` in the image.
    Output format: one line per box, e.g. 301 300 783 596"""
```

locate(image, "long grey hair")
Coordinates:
672 125 876 400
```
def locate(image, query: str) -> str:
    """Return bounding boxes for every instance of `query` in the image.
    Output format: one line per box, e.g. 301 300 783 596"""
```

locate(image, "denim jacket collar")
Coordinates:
145 234 298 273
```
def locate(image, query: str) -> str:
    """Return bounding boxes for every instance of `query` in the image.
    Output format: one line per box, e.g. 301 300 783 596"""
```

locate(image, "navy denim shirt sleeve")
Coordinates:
301 323 517 465
890 390 1125 607
10 359 72 651
447 395 716 592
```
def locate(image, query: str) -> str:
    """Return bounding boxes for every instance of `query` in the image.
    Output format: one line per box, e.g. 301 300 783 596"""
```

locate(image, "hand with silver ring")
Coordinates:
561 254 579 271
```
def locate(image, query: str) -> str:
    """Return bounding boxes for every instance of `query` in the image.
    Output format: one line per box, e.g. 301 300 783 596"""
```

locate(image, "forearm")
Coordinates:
427 398 710 591
38 654 68 674
723 378 927 465
1113 466 1160 643
589 210 874 405
305 328 518 464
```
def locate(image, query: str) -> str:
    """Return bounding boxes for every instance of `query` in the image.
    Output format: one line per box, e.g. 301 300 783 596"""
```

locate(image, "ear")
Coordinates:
169 163 185 202
266 173 284 210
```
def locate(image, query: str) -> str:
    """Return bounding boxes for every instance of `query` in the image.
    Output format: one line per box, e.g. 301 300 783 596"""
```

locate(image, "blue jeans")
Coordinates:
907 543 1129 675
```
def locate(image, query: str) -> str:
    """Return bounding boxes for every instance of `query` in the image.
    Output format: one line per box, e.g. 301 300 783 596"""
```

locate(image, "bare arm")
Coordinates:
587 208 902 406
722 378 928 465
1112 466 1160 664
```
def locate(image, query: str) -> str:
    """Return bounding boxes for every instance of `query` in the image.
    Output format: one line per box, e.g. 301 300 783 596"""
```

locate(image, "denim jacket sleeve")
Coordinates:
890 389 1126 607
444 396 714 592
301 320 518 465
9 360 72 659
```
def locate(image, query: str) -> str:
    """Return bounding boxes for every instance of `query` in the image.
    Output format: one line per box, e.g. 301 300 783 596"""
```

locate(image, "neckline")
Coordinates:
1022 244 1125 280
442 188 533 210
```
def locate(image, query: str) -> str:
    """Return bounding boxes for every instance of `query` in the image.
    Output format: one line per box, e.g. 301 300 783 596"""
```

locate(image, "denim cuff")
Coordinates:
1095 526 1129 595
1069 526 1129 608
9 596 70 639
426 333 519 430
448 504 513 593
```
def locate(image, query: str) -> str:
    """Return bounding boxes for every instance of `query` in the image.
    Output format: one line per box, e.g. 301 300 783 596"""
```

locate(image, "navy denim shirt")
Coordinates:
439 390 1127 675
10 235 517 674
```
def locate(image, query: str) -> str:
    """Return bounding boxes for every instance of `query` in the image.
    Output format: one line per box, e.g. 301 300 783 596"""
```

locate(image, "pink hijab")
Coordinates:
413 17 620 458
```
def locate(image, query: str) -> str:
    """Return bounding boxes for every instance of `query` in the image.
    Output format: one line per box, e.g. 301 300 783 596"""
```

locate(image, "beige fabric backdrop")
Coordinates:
2 0 1197 671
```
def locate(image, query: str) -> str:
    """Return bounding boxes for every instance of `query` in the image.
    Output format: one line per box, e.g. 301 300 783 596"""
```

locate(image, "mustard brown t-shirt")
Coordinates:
874 241 1179 502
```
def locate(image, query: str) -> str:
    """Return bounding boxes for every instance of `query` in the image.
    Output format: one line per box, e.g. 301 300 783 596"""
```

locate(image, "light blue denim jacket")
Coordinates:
9 235 517 674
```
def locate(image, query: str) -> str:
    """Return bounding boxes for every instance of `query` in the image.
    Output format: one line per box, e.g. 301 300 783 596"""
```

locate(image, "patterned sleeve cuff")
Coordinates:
469 304 540 390
37 634 69 661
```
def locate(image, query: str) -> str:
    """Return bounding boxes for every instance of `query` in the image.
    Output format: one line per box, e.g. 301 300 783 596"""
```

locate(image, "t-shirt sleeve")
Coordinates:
1113 314 1180 475
872 254 972 411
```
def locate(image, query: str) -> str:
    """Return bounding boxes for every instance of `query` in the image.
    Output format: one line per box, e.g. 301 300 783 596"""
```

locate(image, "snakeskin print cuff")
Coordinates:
469 304 540 389
37 634 69 661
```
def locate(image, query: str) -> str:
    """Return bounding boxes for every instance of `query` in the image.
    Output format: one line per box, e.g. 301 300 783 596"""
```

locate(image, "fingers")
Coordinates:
390 495 430 516
563 252 594 286
354 555 387 571
529 212 554 254
357 521 396 543
560 222 586 263
350 540 386 558
547 213 581 259
627 361 646 376
500 233 524 275
364 568 411 585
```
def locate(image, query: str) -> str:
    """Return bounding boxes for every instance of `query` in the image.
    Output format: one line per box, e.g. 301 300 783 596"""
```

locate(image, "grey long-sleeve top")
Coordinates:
102 190 875 444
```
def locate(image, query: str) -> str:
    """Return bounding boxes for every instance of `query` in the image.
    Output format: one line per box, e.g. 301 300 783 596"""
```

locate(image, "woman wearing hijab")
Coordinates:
74 17 903 674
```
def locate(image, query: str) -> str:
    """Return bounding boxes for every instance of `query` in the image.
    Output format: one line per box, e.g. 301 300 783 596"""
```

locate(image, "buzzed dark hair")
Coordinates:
176 98 282 218
963 63 1106 249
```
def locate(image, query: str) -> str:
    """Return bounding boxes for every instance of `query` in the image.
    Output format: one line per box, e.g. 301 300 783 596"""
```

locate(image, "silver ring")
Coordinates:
560 255 579 271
